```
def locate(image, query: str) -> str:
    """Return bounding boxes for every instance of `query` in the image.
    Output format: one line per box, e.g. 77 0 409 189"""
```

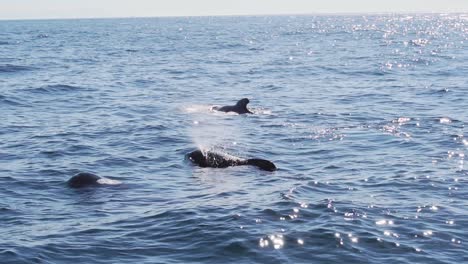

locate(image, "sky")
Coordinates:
1 0 468 20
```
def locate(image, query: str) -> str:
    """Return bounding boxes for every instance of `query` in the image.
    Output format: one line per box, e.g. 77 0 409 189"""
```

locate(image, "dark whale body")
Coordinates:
212 98 253 114
186 149 276 171
67 172 101 188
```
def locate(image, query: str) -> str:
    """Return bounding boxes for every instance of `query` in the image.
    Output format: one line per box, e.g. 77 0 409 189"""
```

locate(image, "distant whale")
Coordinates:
212 98 253 114
67 172 121 188
186 149 276 171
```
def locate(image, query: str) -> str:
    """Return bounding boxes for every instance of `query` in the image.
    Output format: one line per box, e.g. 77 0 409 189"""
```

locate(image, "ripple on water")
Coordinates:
1 15 467 264
0 64 36 73
25 84 91 94
0 95 27 107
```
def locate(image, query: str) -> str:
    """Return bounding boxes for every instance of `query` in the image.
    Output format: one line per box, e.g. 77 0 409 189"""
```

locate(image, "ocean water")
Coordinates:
0 14 467 263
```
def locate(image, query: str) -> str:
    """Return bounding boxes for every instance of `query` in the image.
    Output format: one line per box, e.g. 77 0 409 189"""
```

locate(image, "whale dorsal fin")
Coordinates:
235 98 252 114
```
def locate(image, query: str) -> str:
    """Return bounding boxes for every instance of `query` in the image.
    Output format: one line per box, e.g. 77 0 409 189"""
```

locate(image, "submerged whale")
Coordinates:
186 149 277 171
67 172 121 188
212 98 253 114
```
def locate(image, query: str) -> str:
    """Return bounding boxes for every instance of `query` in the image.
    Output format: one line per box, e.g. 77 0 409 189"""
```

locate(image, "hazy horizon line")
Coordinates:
1 11 467 22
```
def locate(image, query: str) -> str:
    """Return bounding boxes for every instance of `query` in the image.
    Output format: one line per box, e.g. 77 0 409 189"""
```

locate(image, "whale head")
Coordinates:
187 149 207 167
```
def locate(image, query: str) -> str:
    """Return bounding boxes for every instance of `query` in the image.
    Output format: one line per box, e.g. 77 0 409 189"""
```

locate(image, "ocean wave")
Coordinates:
26 84 89 94
0 64 36 73
35 34 49 39
0 95 26 107
1 15 467 264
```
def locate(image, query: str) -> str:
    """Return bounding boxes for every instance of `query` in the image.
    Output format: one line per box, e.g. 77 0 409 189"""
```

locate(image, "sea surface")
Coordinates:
0 14 467 263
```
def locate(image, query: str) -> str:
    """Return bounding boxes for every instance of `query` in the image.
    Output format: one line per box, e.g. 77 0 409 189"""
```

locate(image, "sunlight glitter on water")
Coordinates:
440 117 452 124
376 220 395 226
258 234 285 250
423 230 434 237
97 178 122 185
1 14 467 264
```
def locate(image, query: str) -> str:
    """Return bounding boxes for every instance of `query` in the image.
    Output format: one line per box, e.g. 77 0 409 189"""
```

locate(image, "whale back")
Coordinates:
187 150 243 168
68 172 101 188
213 98 252 114
246 158 277 171
187 149 276 171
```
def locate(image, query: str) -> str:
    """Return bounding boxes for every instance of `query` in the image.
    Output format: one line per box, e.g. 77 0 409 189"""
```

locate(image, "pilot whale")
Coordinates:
212 98 253 114
67 172 121 188
186 149 276 171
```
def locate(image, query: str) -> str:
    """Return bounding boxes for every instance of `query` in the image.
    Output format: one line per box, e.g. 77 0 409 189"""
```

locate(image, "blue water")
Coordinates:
1 14 467 263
